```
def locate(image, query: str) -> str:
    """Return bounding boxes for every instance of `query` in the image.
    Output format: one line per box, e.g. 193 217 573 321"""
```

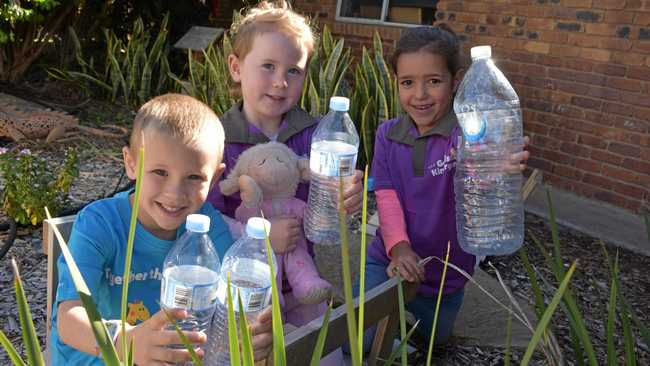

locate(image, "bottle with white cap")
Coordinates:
453 45 524 256
204 217 276 366
161 214 221 338
304 96 360 244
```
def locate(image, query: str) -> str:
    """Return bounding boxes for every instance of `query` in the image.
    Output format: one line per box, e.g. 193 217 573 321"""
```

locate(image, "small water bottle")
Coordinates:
304 96 360 244
453 45 524 256
161 214 221 337
203 217 276 366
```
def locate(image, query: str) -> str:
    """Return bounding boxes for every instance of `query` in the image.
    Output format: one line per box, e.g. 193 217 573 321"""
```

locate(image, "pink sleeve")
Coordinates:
376 189 410 257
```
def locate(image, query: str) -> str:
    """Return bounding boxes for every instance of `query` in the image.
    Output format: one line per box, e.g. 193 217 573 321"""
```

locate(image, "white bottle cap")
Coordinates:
470 45 492 60
246 217 272 239
186 214 210 233
329 96 350 112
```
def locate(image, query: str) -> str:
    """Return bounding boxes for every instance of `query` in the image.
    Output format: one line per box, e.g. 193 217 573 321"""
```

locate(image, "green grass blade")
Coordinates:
357 166 369 359
383 321 419 366
263 219 286 366
0 328 26 366
237 290 255 366
606 252 619 366
310 300 334 366
160 306 203 366
519 248 546 318
44 207 121 365
338 177 360 366
127 337 134 366
546 189 564 275
120 145 144 361
11 259 44 366
397 273 407 366
426 242 451 366
621 305 637 366
522 261 577 366
226 274 242 366
644 211 650 242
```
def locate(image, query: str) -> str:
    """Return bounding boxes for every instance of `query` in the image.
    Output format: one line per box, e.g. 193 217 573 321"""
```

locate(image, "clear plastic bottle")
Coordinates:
160 214 221 351
304 96 359 244
453 45 524 256
203 217 276 366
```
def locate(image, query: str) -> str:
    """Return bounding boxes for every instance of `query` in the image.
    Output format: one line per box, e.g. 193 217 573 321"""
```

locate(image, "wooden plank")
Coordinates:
285 277 416 365
173 26 225 51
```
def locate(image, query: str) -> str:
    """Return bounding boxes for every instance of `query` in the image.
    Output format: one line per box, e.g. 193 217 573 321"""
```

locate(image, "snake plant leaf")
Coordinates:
11 259 44 366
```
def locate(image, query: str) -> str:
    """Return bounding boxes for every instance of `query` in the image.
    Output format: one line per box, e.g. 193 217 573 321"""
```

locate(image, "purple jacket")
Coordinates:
368 111 476 296
208 101 317 218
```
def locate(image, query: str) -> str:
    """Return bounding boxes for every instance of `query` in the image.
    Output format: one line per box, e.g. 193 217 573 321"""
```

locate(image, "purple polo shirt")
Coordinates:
368 111 476 296
208 101 317 218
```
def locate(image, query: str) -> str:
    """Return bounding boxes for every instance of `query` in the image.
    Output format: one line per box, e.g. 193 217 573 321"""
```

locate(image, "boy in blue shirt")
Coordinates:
51 94 272 365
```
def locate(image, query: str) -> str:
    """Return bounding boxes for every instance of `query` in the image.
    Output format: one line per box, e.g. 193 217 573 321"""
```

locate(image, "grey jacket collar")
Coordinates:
386 110 458 145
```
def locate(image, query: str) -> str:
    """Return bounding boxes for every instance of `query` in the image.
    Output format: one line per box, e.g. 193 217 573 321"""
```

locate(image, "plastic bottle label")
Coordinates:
161 277 218 311
215 277 271 313
310 150 356 177
458 111 486 143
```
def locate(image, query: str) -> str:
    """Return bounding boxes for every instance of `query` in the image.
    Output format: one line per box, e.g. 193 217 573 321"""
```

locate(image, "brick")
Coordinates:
607 77 643 92
585 111 615 126
524 41 551 54
583 173 614 187
561 142 593 158
634 12 650 25
592 149 625 164
579 134 608 149
557 22 582 31
609 141 641 157
536 54 563 67
555 104 585 118
537 112 563 126
574 157 603 173
572 96 603 110
528 156 554 171
564 0 593 7
524 120 550 135
626 66 650 81
586 23 619 36
605 10 636 24
633 41 650 53
612 181 646 198
565 59 594 72
617 26 632 39
593 0 626 9
625 0 644 9
593 190 635 207
620 91 650 108
586 85 620 100
567 34 633 51
613 116 650 133
576 10 602 22
527 17 556 30
551 68 608 85
595 63 627 76
555 80 589 94
550 44 581 57
554 164 584 179
612 51 646 66
623 157 650 175
602 164 639 183
550 127 578 142
525 99 555 113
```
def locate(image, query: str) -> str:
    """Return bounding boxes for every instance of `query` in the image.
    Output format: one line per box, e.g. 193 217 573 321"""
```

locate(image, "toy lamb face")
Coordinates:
218 142 331 308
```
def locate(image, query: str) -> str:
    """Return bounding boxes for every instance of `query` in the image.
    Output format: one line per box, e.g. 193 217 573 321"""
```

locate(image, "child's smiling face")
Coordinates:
229 31 309 126
396 51 460 135
123 130 224 240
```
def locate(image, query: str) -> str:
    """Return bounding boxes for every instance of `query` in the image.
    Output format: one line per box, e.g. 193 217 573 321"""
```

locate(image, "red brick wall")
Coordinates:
294 0 650 213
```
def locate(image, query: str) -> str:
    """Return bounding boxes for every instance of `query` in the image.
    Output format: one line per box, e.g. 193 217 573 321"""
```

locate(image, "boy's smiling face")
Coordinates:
123 130 224 240
228 31 309 127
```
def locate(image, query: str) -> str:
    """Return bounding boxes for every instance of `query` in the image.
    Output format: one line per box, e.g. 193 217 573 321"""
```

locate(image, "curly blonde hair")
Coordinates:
230 0 316 61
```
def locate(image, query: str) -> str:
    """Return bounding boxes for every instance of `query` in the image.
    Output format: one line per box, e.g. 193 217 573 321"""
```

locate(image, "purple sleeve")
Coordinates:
370 123 393 191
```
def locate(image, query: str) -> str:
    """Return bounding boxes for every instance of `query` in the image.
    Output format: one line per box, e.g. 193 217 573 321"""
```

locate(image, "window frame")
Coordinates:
335 0 426 27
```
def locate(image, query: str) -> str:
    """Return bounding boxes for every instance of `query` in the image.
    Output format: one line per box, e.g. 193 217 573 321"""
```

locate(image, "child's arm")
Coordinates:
505 135 530 173
57 300 206 363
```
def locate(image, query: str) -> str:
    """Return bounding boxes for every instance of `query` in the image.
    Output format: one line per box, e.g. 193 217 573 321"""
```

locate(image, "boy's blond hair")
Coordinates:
130 93 224 160
231 0 316 61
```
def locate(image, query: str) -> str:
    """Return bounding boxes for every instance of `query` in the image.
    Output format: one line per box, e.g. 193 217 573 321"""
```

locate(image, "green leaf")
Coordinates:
310 300 334 366
237 291 255 366
519 248 546 318
226 274 242 366
384 321 419 366
263 219 286 366
161 307 203 366
606 251 618 366
426 242 451 366
356 166 369 357
522 261 577 366
0 327 25 366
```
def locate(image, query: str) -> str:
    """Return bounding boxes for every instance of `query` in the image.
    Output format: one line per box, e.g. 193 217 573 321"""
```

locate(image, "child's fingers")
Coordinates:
155 329 206 347
149 345 202 364
147 308 186 330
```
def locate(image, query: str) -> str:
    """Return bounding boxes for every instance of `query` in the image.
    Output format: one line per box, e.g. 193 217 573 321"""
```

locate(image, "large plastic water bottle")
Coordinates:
453 45 524 256
304 96 359 244
203 217 276 366
161 214 221 337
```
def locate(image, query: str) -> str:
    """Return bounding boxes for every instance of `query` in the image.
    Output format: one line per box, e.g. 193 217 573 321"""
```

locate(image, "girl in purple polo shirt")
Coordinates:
359 25 530 346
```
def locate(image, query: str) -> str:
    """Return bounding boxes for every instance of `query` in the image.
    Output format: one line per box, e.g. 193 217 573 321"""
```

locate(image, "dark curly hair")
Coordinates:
390 24 461 76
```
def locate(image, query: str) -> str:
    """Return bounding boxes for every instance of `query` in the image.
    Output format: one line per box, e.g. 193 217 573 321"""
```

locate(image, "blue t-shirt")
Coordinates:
50 191 233 365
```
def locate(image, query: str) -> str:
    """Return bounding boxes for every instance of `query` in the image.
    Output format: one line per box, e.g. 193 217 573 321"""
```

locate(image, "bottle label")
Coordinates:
215 277 272 313
459 111 486 143
310 149 357 177
161 277 218 311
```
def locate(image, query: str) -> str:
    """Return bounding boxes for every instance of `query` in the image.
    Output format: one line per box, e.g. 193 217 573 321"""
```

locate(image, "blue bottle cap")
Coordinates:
186 214 210 233
329 96 350 112
246 217 271 239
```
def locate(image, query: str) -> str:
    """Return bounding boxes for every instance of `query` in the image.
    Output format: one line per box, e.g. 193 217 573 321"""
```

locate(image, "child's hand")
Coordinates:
505 136 531 173
343 170 364 214
117 308 206 365
269 215 301 253
250 306 273 361
386 241 425 283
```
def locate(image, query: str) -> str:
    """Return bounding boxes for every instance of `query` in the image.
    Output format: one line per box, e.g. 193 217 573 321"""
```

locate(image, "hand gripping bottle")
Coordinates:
203 217 276 366
304 96 360 244
160 214 221 362
453 45 524 256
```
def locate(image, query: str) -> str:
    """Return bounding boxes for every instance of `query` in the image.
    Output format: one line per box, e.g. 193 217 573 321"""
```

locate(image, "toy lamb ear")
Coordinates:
219 171 241 195
298 158 310 182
